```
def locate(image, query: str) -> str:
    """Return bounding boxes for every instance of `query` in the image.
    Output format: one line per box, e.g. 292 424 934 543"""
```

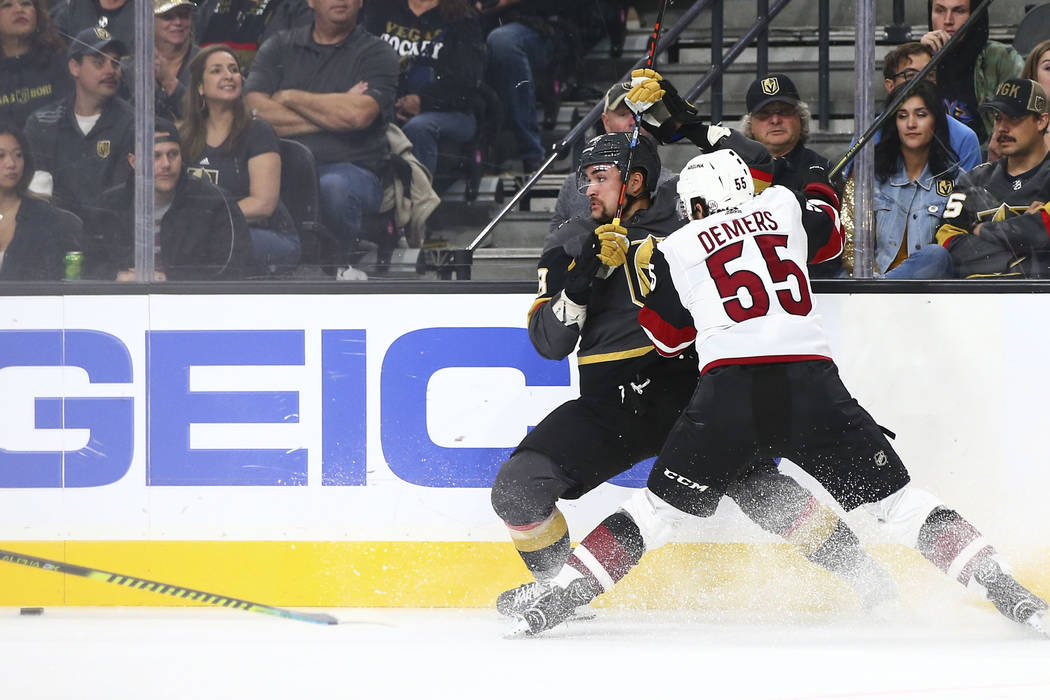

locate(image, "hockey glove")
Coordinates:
594 223 629 268
562 233 604 305
624 69 730 148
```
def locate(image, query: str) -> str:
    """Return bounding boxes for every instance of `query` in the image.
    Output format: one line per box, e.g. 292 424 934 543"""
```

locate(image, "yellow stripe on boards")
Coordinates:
0 541 1046 613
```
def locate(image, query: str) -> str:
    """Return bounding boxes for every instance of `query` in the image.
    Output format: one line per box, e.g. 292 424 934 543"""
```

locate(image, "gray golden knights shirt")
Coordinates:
936 152 1050 277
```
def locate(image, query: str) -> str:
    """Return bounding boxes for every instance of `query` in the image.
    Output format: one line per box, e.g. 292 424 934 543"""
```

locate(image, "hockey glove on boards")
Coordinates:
625 69 730 148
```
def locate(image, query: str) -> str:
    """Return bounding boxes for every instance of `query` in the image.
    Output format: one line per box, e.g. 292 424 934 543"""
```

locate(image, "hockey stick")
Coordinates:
828 0 995 180
613 0 671 228
0 547 338 626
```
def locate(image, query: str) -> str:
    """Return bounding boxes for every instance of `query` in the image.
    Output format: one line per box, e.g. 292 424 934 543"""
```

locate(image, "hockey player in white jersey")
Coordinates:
510 150 1050 638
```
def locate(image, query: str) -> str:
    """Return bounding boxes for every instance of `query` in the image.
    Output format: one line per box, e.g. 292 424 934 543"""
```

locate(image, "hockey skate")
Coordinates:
497 580 550 617
497 580 597 622
510 578 598 636
971 557 1049 633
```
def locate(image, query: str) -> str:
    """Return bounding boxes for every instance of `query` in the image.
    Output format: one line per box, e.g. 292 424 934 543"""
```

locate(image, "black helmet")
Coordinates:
576 132 661 196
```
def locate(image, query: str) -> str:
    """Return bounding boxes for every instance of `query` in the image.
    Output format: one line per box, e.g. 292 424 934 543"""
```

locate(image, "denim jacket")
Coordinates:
874 161 957 274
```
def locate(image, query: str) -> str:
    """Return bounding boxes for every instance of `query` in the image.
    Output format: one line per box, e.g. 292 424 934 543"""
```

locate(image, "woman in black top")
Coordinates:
180 45 298 269
0 0 71 128
0 122 78 281
364 0 484 176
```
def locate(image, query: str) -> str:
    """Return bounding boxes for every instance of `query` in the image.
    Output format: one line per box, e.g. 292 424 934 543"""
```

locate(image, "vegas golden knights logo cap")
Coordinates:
747 73 802 113
981 79 1049 118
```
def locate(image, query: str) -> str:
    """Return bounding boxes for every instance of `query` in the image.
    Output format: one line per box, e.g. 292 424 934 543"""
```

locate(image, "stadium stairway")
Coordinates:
398 0 1033 281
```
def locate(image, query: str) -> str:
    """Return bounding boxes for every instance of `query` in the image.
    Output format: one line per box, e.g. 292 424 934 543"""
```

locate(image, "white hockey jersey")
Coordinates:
638 184 841 374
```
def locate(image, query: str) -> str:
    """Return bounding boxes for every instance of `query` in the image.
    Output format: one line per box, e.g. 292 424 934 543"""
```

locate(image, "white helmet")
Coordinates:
676 149 754 220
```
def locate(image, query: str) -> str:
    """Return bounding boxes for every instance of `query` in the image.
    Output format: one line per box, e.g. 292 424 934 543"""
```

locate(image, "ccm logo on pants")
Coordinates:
663 469 709 491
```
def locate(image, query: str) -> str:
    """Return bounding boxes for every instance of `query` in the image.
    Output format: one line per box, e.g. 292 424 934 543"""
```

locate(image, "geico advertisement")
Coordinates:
0 292 1047 553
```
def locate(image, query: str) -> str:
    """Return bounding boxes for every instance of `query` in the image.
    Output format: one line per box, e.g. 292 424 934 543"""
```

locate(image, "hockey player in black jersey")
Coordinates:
491 127 894 619
508 146 1049 638
936 78 1050 277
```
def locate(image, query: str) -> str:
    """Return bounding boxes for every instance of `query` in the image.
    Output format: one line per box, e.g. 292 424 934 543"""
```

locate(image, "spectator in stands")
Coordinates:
1022 39 1050 151
920 0 1023 148
935 79 1050 278
364 0 484 177
118 0 200 121
868 80 958 278
180 45 299 270
195 0 314 70
91 118 256 281
550 79 673 232
480 1 606 173
0 0 71 129
24 27 133 217
245 0 398 280
51 0 135 51
741 72 840 277
882 42 980 171
0 121 79 281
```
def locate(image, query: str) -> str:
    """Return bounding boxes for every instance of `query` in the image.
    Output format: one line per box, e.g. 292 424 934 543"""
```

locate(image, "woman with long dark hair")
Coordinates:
871 80 959 278
0 121 79 280
364 0 484 176
180 44 298 269
0 0 71 128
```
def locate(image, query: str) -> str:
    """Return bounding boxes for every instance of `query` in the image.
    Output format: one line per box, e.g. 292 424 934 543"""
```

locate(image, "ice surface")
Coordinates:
1 603 1047 699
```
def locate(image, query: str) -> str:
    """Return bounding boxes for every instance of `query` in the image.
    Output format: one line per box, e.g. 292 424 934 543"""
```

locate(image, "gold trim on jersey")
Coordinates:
577 345 653 365
527 296 551 323
935 224 967 246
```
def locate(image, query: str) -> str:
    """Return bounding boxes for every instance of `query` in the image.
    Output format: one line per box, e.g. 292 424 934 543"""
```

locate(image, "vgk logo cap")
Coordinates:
981 78 1049 118
68 26 128 60
746 73 802 113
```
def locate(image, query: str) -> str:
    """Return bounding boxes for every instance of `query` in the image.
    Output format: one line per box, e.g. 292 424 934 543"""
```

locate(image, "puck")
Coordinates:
19 607 44 616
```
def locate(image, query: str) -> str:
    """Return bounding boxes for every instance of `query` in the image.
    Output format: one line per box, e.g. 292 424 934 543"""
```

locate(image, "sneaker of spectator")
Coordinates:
920 0 1023 149
244 0 399 273
0 0 72 130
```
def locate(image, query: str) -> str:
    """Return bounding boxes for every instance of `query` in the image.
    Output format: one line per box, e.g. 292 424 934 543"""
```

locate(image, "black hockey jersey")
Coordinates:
528 178 696 399
935 153 1050 277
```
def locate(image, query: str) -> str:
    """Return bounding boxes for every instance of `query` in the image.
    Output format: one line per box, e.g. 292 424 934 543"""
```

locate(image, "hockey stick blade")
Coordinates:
0 548 338 626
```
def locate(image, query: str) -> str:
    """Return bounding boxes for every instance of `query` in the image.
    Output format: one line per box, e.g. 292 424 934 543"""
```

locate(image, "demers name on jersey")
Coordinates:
695 209 781 254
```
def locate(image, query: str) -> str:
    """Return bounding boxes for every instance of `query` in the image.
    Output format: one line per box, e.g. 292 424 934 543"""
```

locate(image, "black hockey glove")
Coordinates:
562 233 604 305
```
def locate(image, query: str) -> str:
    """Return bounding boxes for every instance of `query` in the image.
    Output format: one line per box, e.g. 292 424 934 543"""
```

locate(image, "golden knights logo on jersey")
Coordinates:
96 140 110 159
936 179 954 197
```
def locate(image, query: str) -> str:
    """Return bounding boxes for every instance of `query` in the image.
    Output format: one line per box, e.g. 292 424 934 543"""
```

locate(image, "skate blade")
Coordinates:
505 615 537 638
565 606 597 623
1025 610 1049 638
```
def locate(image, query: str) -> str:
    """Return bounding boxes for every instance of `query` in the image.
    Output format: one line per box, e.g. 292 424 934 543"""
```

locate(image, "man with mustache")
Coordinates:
936 78 1050 277
22 26 133 218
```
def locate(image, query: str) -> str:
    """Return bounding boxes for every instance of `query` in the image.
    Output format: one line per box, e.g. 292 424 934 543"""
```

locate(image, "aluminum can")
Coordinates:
64 251 83 281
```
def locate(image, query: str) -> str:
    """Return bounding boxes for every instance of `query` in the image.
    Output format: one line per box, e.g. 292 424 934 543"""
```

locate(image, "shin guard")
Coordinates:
506 508 571 579
563 511 646 595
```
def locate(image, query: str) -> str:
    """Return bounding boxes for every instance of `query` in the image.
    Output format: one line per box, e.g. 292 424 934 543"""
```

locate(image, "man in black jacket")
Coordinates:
82 119 256 281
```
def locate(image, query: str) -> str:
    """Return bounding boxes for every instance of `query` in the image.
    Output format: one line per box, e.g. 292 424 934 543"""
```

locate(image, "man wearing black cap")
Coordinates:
936 78 1050 277
742 73 839 277
23 26 133 216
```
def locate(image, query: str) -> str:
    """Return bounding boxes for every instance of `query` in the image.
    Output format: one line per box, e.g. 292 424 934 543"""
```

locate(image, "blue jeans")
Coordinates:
486 21 552 165
317 161 384 251
250 227 301 270
885 244 954 279
401 111 477 176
